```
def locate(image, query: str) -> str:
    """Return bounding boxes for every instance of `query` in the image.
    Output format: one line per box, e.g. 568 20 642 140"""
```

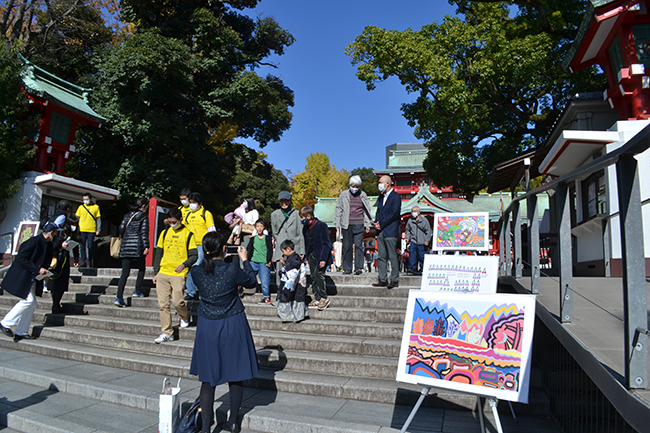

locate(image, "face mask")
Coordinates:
301 219 309 225
171 222 181 230
349 187 359 194
180 199 189 206
243 202 248 209
412 212 419 218
378 183 386 192
189 203 199 211
71 225 77 232
83 200 90 205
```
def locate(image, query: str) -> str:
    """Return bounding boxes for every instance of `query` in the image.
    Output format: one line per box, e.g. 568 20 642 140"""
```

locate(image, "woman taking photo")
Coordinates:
115 197 149 307
189 232 258 433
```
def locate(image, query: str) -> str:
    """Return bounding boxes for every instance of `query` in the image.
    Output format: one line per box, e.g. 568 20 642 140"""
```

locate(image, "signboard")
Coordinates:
397 290 536 403
432 212 489 252
13 221 40 255
420 255 498 294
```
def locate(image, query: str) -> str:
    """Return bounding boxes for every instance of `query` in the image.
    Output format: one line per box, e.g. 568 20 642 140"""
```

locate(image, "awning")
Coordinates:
34 173 120 202
539 130 620 177
487 147 551 193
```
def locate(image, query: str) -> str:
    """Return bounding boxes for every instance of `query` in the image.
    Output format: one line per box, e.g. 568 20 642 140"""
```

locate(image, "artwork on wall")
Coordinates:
432 212 489 251
420 255 498 294
397 291 536 403
13 221 40 255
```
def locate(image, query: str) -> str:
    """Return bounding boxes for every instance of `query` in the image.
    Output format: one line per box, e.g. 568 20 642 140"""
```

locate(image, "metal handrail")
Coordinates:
0 231 14 266
496 121 650 391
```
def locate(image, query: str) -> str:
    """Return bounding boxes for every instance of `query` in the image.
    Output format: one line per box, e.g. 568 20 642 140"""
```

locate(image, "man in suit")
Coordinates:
301 206 333 310
1 222 58 342
372 175 402 288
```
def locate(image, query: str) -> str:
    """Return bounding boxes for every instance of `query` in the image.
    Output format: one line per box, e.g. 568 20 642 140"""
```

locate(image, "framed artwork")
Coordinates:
420 255 498 294
432 212 489 251
397 291 536 403
13 221 40 255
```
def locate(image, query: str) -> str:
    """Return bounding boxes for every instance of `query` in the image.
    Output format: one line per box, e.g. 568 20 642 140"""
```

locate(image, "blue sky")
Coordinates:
242 0 458 177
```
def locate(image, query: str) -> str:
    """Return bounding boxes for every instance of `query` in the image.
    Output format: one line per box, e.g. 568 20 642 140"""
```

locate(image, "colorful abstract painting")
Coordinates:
432 212 489 251
397 291 536 403
13 221 39 255
420 255 498 294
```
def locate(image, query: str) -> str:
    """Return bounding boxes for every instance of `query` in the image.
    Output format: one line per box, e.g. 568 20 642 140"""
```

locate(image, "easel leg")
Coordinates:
488 398 504 433
400 387 429 433
507 401 517 422
476 396 486 433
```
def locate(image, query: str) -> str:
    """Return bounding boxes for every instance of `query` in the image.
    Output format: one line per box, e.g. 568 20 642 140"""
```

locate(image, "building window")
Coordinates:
633 25 650 68
608 36 625 73
581 170 605 220
49 112 72 144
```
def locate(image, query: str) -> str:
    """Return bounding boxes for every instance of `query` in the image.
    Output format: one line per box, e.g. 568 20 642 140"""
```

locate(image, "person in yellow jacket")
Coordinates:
75 192 101 268
184 192 216 300
153 208 197 343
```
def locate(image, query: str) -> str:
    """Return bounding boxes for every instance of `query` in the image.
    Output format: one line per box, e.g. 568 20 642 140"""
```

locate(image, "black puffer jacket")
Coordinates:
118 210 149 259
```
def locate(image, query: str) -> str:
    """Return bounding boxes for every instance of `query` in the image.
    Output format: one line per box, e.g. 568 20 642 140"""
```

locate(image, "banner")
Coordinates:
420 255 498 294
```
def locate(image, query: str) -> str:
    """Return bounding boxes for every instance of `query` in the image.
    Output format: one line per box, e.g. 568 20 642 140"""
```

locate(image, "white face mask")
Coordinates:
83 200 90 205
378 183 386 192
71 225 77 232
171 222 181 230
349 187 359 194
243 202 248 209
412 212 419 218
189 203 199 211
180 199 189 206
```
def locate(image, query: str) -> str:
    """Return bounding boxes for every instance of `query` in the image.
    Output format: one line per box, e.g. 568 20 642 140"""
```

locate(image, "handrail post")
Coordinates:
513 201 523 278
499 218 505 276
556 184 573 323
505 211 512 276
527 194 540 294
616 154 648 389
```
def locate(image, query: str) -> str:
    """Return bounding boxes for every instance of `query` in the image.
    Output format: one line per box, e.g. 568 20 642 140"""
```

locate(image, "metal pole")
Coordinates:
527 194 540 294
400 387 429 433
616 155 648 389
505 212 512 276
556 184 573 323
499 221 505 277
513 201 523 278
602 218 611 278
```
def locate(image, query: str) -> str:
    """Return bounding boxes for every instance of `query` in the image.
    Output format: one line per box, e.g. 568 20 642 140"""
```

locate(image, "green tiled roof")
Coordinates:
314 187 548 227
20 55 105 124
386 150 427 169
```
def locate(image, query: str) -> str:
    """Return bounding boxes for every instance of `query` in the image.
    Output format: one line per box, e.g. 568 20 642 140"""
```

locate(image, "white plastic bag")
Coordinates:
159 378 181 433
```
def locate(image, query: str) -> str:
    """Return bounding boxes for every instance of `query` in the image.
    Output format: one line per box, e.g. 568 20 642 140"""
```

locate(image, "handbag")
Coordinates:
241 223 255 235
109 237 122 259
175 397 202 433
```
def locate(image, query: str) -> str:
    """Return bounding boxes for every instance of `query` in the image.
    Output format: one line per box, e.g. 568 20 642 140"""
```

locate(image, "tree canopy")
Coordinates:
346 0 605 194
292 153 349 209
351 167 380 196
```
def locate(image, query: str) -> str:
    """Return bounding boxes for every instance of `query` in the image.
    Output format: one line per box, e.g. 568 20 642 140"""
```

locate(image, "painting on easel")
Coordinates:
431 212 489 251
396 291 536 403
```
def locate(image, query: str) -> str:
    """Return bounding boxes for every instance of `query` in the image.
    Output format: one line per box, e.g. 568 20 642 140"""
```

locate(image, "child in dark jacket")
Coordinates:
246 218 273 304
276 240 309 322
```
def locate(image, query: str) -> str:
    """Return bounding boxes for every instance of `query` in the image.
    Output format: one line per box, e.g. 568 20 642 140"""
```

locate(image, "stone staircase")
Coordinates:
0 267 550 424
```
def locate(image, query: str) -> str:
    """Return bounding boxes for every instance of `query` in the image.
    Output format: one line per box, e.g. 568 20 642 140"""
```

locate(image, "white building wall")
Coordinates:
0 172 44 255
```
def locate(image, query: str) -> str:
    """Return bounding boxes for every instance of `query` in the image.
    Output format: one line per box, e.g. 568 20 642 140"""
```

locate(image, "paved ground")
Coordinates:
0 347 561 433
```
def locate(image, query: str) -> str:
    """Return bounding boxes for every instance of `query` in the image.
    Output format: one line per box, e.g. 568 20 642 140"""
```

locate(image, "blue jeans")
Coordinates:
184 244 204 297
250 261 271 299
408 243 426 271
80 232 95 266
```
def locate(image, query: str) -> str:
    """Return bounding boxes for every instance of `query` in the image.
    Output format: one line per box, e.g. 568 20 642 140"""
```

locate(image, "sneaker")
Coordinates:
180 319 190 328
132 291 145 298
114 299 126 308
317 298 330 311
354 269 363 275
259 297 271 305
342 270 352 275
308 299 320 308
154 333 174 344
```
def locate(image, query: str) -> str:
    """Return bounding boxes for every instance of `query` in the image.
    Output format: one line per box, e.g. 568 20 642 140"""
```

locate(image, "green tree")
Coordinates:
351 167 380 196
0 39 36 199
70 0 295 216
346 0 605 194
293 153 349 209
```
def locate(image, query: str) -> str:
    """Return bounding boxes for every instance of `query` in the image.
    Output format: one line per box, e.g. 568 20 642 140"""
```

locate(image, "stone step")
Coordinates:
0 305 402 358
27 325 400 380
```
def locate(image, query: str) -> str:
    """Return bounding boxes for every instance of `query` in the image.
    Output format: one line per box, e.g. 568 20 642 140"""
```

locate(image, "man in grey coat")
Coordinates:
405 206 431 275
271 191 304 284
334 175 373 275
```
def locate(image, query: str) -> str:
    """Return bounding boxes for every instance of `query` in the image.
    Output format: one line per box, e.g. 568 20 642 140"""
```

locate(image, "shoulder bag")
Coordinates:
175 397 202 433
110 212 137 259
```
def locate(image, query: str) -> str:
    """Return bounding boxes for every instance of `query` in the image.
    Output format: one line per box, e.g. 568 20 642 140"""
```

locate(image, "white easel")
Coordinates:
400 386 516 433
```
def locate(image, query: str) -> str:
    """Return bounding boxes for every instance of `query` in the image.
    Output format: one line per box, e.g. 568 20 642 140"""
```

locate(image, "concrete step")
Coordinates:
1 348 563 433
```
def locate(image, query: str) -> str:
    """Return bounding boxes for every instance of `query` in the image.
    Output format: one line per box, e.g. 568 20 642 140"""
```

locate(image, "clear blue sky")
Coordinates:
242 0 457 178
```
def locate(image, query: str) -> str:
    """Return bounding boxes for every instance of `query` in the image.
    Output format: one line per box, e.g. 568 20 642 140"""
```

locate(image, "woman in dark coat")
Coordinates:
114 197 149 307
189 232 258 433
47 200 80 314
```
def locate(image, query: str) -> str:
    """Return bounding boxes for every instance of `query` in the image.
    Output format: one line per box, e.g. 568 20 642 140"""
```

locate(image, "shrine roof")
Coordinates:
20 55 105 124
